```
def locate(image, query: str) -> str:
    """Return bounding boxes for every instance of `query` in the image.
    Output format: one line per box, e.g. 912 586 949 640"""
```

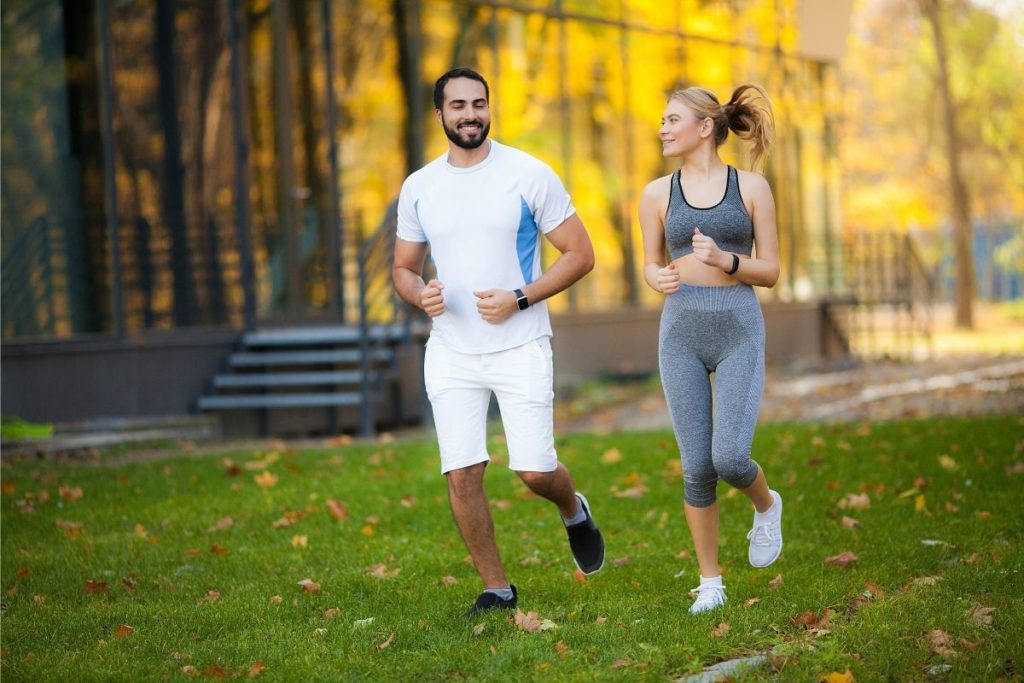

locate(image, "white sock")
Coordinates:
484 587 514 600
561 494 587 526
699 575 723 588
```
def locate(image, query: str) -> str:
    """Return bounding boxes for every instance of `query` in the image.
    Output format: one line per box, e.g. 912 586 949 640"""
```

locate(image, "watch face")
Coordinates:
517 296 529 311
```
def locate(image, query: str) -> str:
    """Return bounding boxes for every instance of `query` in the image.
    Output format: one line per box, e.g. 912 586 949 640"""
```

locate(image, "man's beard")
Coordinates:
442 116 490 150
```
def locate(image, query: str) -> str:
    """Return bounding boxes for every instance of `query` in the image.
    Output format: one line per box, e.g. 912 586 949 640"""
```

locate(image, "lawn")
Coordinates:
2 416 1022 682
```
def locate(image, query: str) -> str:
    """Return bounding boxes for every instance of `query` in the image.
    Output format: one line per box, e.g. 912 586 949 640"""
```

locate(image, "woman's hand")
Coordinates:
657 263 681 294
691 228 731 271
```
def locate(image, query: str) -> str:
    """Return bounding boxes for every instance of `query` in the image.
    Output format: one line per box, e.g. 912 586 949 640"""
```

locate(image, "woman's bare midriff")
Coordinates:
670 253 740 286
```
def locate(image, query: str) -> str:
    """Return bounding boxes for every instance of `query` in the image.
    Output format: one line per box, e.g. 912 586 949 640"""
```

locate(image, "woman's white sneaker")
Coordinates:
688 583 727 614
747 490 783 568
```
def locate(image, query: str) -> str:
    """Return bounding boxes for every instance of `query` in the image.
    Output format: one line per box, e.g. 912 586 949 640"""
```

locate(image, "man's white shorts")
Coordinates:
424 335 557 474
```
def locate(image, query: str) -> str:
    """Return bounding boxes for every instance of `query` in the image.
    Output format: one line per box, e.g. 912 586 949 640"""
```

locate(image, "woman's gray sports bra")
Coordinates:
665 166 753 260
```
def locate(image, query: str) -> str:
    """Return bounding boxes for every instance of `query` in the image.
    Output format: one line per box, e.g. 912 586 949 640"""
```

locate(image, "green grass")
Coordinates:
2 417 1022 682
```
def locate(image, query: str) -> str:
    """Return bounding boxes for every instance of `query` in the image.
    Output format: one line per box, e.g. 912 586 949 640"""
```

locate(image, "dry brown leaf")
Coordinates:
247 661 265 678
83 579 109 594
326 499 349 521
601 448 623 464
323 608 341 619
298 578 321 594
291 535 308 549
59 485 83 501
213 516 234 531
113 624 134 639
472 622 486 636
927 629 957 657
493 499 512 510
743 597 761 608
610 659 632 668
612 556 630 567
269 595 283 604
440 576 457 586
202 663 231 680
199 589 221 604
837 493 870 511
573 568 586 583
513 609 556 633
361 525 376 537
611 485 648 499
253 471 278 488
32 594 45 605
824 551 859 568
711 622 731 637
821 670 855 683
365 563 400 579
555 640 569 654
15 567 30 580
180 664 199 677
966 603 995 627
841 516 861 529
209 544 228 556
595 615 608 624
768 574 784 588
376 633 395 650
400 495 417 508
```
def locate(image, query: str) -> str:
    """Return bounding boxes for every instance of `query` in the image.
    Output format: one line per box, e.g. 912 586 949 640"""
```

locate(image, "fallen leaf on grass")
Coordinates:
601 448 622 464
291 535 308 549
824 552 858 568
1006 462 1024 475
59 485 83 501
324 608 341 619
211 516 234 532
56 519 83 537
966 603 995 627
573 568 586 582
269 595 283 604
610 659 632 668
84 580 109 594
247 661 265 678
513 609 557 633
711 622 731 637
181 665 199 677
841 516 861 529
113 624 134 639
938 455 958 471
768 574 784 588
595 615 608 624
555 640 569 655
32 594 45 605
743 598 761 608
365 563 400 579
493 499 512 510
472 622 486 636
911 576 943 587
245 452 280 470
611 485 648 499
837 493 870 511
376 633 395 650
440 576 457 585
203 663 231 679
298 579 321 594
612 556 630 567
326 499 349 521
209 545 228 556
914 495 929 514
400 495 417 508
199 590 221 604
253 471 278 488
821 670 855 683
927 629 957 657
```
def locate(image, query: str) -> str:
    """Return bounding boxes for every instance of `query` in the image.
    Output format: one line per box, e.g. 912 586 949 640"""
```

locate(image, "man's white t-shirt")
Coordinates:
396 140 576 354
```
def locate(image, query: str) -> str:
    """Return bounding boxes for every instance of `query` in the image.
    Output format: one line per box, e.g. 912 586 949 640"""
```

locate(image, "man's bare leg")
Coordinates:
446 462 508 588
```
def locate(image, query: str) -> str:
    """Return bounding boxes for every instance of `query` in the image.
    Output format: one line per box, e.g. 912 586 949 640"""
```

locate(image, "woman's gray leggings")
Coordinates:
659 283 764 507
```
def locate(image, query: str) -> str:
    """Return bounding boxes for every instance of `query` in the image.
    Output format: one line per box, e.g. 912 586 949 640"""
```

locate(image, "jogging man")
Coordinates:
392 67 605 615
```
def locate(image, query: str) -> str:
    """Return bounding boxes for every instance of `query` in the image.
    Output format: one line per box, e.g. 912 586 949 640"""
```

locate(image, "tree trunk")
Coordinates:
919 0 975 329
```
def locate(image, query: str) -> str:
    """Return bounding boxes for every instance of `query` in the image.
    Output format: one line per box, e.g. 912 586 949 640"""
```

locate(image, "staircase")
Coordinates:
198 201 424 436
197 324 407 435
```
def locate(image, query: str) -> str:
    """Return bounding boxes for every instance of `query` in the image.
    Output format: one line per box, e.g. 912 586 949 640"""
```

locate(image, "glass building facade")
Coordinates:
2 0 845 340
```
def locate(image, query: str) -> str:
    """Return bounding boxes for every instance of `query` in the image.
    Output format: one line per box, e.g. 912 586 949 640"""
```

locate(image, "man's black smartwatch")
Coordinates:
514 288 530 311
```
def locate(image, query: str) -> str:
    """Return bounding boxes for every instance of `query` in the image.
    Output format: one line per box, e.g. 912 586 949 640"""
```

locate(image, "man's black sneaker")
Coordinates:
465 584 518 616
565 493 605 575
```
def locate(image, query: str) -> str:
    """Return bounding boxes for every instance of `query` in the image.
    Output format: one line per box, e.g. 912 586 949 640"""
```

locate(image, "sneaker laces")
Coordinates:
689 584 725 612
747 520 778 547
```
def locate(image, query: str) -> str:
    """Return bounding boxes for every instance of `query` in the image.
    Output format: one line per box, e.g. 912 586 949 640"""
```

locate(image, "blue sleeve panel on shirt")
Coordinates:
517 196 539 285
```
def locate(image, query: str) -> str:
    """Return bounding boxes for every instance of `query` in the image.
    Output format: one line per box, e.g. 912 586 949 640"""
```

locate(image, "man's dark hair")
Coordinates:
433 67 489 109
